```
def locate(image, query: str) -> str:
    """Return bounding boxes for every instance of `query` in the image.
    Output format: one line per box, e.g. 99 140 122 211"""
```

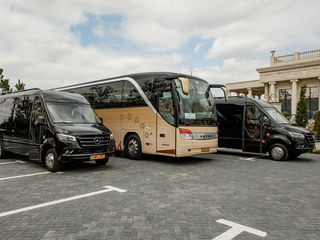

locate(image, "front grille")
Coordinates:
305 133 315 145
78 134 110 148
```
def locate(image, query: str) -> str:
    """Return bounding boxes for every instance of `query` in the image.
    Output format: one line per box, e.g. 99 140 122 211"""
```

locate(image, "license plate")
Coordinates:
90 154 105 160
201 147 210 152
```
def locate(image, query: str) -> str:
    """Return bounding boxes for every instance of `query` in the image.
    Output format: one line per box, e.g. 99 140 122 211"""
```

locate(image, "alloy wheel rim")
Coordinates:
45 153 55 169
271 146 284 160
128 139 139 156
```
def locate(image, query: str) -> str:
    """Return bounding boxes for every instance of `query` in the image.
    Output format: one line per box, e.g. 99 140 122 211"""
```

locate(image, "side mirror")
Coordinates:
178 77 190 95
263 118 271 127
99 117 103 124
35 115 45 126
209 84 228 101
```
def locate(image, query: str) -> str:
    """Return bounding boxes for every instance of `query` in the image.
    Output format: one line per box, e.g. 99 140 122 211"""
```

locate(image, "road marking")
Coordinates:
0 172 50 181
213 219 267 240
0 160 26 165
0 186 127 218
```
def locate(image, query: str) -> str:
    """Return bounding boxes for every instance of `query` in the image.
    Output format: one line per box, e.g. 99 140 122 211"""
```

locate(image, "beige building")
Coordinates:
227 49 320 119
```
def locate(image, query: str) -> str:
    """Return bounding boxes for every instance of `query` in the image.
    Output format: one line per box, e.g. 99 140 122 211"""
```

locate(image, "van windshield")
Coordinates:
264 107 290 124
46 102 100 124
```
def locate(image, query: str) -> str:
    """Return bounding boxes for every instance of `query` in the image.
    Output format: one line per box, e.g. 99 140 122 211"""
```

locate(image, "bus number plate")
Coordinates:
90 154 105 160
201 147 210 152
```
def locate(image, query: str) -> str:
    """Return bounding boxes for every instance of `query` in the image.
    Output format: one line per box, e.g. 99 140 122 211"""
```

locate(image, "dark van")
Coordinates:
0 89 115 171
215 96 316 161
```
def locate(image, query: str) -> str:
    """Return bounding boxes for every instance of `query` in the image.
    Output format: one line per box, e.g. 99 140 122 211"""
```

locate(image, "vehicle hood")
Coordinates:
54 123 109 136
282 124 311 135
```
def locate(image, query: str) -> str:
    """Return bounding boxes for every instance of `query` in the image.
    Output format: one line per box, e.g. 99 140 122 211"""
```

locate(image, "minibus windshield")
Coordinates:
264 107 290 124
174 78 217 126
46 102 100 124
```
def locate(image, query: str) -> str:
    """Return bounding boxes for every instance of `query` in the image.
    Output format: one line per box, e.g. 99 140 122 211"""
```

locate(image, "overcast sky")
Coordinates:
1 0 319 89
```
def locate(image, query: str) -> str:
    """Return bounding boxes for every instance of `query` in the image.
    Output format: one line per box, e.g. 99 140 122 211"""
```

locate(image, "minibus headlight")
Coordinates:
57 133 77 143
288 132 304 140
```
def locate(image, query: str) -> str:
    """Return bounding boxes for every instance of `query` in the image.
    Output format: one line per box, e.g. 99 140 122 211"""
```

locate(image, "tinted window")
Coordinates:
135 77 155 106
122 81 146 106
69 80 146 108
0 97 14 131
13 95 34 137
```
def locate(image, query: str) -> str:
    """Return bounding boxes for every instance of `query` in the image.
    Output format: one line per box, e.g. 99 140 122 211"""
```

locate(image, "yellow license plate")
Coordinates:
201 147 210 152
90 154 105 160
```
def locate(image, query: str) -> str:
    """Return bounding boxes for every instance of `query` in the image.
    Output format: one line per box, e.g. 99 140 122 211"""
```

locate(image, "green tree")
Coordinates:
295 85 308 127
15 79 25 91
0 68 26 92
313 111 320 139
0 68 12 92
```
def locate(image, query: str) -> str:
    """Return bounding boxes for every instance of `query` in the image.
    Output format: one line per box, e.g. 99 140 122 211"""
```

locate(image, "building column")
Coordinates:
269 81 276 102
264 83 269 102
290 79 299 116
247 88 253 98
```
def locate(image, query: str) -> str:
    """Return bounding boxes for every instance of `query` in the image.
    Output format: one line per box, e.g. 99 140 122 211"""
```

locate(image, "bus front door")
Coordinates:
156 88 176 156
243 103 263 153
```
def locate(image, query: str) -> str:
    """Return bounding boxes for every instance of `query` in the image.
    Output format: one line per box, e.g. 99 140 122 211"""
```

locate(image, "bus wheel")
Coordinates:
269 143 288 161
95 158 109 165
0 141 6 159
44 148 61 172
125 134 142 160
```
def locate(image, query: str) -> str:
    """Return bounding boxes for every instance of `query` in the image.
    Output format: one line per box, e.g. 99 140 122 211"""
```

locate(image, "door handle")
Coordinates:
160 134 165 137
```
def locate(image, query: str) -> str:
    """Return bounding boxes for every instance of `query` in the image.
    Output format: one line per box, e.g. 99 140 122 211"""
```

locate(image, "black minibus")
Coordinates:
216 96 316 161
0 89 115 171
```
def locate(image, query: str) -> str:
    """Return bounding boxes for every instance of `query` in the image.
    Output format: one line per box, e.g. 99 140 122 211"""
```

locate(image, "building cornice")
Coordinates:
256 60 320 74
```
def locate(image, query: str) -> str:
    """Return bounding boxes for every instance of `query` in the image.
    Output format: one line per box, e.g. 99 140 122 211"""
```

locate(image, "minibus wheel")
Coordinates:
44 148 61 172
125 134 142 160
269 143 289 161
95 158 109 165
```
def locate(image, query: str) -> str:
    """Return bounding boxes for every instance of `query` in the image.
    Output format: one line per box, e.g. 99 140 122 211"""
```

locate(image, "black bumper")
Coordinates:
60 151 115 162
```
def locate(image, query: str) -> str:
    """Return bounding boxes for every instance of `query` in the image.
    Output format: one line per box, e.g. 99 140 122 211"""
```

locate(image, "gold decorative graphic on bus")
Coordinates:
127 113 133 120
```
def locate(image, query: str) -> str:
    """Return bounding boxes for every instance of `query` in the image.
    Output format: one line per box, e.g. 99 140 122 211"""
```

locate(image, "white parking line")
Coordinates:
213 219 267 239
0 160 26 165
0 186 127 218
0 172 51 181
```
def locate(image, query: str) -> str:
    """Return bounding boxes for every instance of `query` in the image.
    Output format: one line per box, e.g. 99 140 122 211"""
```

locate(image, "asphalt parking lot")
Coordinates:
0 150 319 240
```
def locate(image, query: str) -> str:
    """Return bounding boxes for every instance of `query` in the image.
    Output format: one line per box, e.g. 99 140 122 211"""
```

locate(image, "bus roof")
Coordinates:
51 72 207 91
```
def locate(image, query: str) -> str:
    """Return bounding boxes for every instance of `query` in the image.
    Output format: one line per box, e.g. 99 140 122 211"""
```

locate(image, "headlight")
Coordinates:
57 133 77 142
288 132 305 139
110 133 114 140
179 128 193 140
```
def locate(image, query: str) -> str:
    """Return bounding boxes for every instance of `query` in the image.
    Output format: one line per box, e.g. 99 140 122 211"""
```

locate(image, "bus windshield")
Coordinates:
46 102 100 124
174 78 217 126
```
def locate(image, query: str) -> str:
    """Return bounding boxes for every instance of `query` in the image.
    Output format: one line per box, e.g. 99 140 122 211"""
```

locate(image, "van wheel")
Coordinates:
95 158 109 165
269 143 289 161
44 148 61 172
0 141 6 159
125 134 142 160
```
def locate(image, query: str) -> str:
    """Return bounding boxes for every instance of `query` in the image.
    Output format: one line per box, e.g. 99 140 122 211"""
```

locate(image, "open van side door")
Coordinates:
243 102 263 153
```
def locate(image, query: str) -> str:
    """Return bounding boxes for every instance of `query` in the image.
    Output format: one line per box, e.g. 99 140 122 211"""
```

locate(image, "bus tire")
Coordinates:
0 141 6 159
269 143 289 161
44 148 61 172
125 134 142 160
95 158 109 165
